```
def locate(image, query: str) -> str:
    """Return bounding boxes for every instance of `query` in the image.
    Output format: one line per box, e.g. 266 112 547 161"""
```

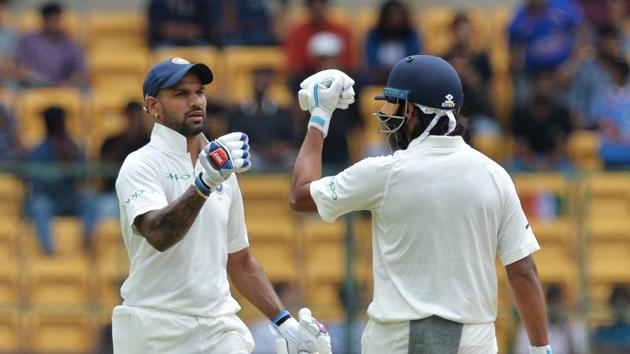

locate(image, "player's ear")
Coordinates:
405 100 416 122
144 96 160 118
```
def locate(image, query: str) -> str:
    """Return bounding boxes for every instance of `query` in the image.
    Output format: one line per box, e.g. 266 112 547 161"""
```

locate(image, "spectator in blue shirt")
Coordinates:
0 104 23 164
363 0 422 85
593 284 630 353
148 0 214 48
509 0 587 105
212 0 277 46
25 106 96 255
592 58 630 168
568 25 625 129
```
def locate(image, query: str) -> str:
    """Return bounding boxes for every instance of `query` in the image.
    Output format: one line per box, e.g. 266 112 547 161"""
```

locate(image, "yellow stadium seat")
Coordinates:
151 46 223 98
417 7 456 55
85 11 147 51
16 88 84 148
17 10 81 41
25 309 97 353
239 175 291 199
0 174 24 217
0 88 15 110
513 173 571 224
26 256 91 306
303 219 346 244
358 86 387 155
0 261 19 306
588 242 630 309
222 46 290 105
88 50 149 92
568 130 602 170
96 259 129 309
249 242 296 282
531 243 578 305
0 222 18 262
471 134 504 163
0 311 22 352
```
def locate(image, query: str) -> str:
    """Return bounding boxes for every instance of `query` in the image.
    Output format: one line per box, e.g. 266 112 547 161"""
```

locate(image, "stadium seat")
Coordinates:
358 86 387 156
239 175 291 199
513 173 570 219
587 242 630 309
249 242 296 282
0 311 22 352
93 221 128 308
222 46 290 105
24 217 86 258
568 130 602 170
17 9 81 41
531 243 578 305
88 50 149 92
25 256 91 306
0 88 15 111
151 46 223 98
15 88 85 148
0 222 19 263
0 174 24 218
417 7 456 55
25 309 96 353
0 261 19 306
471 134 504 163
85 11 147 52
303 219 346 244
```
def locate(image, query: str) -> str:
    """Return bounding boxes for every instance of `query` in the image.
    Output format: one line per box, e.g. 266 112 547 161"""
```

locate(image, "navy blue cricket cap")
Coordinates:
142 57 213 98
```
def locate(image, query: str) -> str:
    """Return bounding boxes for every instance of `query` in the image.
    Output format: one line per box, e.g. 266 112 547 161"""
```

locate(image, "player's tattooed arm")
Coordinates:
506 255 550 347
134 186 206 252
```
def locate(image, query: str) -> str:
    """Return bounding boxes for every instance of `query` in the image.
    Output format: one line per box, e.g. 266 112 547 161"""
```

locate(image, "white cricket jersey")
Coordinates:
115 123 248 318
310 135 540 324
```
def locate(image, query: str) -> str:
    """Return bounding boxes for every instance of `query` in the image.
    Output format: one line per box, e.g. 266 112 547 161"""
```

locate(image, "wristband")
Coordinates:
272 309 292 326
530 345 552 354
194 173 212 196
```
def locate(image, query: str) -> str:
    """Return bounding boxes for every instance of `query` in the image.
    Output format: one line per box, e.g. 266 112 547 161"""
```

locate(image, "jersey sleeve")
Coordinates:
226 175 249 254
310 156 393 222
115 153 168 229
497 175 540 266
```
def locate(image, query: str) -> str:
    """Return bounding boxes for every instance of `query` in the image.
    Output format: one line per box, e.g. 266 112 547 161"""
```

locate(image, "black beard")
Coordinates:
387 129 410 151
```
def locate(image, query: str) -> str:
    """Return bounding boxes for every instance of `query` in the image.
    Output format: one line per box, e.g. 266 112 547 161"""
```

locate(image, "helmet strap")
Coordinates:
413 104 457 143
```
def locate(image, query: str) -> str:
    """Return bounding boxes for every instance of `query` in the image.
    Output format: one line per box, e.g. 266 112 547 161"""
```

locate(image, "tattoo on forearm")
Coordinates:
144 186 206 251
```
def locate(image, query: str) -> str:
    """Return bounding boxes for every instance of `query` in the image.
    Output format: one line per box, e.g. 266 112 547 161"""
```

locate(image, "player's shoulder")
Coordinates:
118 145 160 176
349 154 397 173
467 147 513 183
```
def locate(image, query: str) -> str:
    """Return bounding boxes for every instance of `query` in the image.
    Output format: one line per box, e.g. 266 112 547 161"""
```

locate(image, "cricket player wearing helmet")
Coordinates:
113 58 331 354
289 55 552 354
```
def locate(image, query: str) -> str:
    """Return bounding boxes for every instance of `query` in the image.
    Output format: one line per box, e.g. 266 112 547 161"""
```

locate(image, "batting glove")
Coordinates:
275 308 332 354
298 69 355 111
530 345 552 354
299 75 344 138
197 132 251 193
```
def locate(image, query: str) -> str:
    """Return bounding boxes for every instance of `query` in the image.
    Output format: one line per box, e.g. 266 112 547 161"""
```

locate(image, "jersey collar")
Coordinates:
149 123 209 153
408 135 466 150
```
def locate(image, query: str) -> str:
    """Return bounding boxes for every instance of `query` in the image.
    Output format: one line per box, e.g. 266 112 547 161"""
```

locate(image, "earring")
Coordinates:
153 113 159 119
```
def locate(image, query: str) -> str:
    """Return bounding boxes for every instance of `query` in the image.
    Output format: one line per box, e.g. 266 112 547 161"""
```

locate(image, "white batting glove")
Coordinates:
197 132 251 192
299 75 344 138
530 345 552 354
298 69 355 111
276 308 332 354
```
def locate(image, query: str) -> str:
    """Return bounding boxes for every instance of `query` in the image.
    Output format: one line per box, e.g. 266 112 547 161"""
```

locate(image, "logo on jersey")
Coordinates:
328 178 338 201
441 94 455 108
165 172 191 181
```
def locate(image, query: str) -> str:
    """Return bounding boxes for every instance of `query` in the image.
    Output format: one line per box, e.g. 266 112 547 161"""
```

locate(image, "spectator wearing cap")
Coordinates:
508 0 588 105
25 106 96 255
14 2 86 88
363 0 422 85
284 0 355 77
148 0 214 48
228 67 295 172
593 284 630 353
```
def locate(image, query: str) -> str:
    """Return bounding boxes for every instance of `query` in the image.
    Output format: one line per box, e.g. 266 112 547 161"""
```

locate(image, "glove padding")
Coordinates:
298 69 355 111
198 132 251 190
276 308 332 354
298 74 344 138
530 345 552 354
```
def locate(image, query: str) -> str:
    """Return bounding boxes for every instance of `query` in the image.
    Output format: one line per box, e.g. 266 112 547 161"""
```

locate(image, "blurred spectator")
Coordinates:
508 0 587 105
363 0 422 85
25 106 96 255
326 281 367 354
0 104 23 163
290 32 363 173
228 67 295 172
284 0 354 77
568 25 624 129
508 70 573 172
204 100 229 138
512 283 589 354
148 0 213 48
250 282 301 354
213 0 276 46
98 101 150 219
592 58 630 169
445 12 499 139
0 0 16 87
592 284 630 353
579 0 630 40
14 2 86 88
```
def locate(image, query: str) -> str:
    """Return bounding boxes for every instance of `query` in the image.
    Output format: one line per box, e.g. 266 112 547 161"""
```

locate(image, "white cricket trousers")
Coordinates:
360 319 498 354
112 305 254 354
